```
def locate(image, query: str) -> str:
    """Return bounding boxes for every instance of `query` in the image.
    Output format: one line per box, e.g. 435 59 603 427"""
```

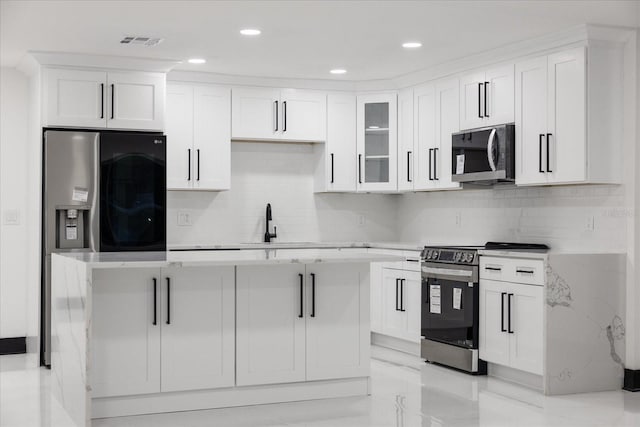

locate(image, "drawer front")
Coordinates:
403 250 422 272
480 256 544 286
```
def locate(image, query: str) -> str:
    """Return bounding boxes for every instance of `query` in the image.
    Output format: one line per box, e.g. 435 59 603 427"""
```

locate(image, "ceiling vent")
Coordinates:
120 36 163 47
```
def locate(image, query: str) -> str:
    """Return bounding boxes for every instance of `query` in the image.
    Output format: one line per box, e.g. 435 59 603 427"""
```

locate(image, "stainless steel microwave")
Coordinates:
451 124 515 185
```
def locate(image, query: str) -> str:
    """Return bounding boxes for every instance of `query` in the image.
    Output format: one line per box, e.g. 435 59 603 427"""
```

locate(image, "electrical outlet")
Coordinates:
3 209 20 225
455 212 462 227
586 215 595 232
177 211 193 226
358 214 366 227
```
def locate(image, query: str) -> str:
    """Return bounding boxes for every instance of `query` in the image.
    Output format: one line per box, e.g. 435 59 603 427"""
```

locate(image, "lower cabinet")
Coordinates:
236 263 369 386
91 266 235 398
381 268 421 343
479 278 543 375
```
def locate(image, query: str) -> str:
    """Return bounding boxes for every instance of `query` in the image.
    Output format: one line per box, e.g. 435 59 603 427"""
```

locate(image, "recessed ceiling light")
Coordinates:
187 58 206 64
330 69 347 75
402 42 422 49
240 28 261 36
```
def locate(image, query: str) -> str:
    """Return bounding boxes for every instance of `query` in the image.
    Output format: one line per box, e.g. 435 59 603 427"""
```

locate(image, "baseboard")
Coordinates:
487 363 543 392
92 377 370 419
0 337 26 355
371 332 420 356
624 369 640 392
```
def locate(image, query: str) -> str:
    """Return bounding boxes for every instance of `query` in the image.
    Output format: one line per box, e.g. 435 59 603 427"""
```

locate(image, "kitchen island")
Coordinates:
50 248 403 427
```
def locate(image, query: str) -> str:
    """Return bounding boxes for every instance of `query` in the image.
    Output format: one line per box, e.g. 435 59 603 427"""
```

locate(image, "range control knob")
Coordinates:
432 250 439 260
454 252 462 262
465 253 474 263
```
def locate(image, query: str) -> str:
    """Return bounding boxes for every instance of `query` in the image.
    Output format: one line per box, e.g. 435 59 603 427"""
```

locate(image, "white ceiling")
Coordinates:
1 0 638 81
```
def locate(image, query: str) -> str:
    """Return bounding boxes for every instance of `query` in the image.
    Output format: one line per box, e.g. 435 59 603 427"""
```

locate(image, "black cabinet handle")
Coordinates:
546 133 552 173
358 154 362 184
330 153 334 184
310 273 316 317
395 278 399 311
298 273 304 318
400 279 406 312
516 269 535 275
478 82 483 118
110 84 115 119
100 83 104 119
152 278 157 326
484 81 489 117
500 292 506 332
166 277 171 325
433 148 439 180
407 151 412 182
274 100 279 131
197 149 200 181
428 149 433 181
484 266 502 271
187 149 191 181
507 293 514 334
539 134 544 173
283 101 287 132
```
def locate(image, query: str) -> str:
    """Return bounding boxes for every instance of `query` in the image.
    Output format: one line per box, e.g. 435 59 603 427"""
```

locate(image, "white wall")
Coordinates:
0 67 29 338
167 142 398 245
398 185 628 252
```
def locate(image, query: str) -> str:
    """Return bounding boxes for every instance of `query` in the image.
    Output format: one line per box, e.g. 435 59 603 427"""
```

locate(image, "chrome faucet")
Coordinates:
264 203 277 243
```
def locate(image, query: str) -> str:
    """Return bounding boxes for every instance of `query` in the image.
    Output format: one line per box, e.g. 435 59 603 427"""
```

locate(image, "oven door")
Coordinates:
451 124 514 183
421 269 479 349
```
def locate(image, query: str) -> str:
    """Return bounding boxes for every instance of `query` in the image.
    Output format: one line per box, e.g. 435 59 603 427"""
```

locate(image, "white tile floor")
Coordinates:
2 347 640 427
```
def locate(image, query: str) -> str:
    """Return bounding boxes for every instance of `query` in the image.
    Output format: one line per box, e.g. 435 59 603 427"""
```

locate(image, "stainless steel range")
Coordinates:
420 246 487 374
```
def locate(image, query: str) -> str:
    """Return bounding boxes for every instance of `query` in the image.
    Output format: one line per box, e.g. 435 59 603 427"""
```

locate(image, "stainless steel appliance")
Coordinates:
420 246 487 374
42 130 166 365
451 124 515 185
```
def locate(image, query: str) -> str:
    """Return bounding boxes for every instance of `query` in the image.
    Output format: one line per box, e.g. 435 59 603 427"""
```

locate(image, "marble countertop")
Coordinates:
168 241 425 252
53 248 405 269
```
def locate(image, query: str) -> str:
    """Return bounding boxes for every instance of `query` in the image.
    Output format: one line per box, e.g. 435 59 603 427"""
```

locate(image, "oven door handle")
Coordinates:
422 266 474 282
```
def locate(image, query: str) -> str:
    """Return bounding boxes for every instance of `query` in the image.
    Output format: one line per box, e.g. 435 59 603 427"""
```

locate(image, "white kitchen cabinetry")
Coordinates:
397 88 415 191
166 83 231 190
356 93 398 192
91 266 235 398
160 266 235 392
236 263 369 386
479 256 544 376
515 45 622 186
381 268 421 343
460 64 514 130
92 268 161 398
315 93 357 192
413 84 437 191
43 68 165 130
232 87 326 142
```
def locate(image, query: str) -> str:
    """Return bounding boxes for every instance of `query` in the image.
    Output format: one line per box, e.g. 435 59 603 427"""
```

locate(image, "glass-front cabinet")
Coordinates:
356 93 397 191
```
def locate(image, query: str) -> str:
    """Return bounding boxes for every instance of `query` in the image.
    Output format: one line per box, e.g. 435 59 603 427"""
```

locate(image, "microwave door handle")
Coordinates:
487 128 497 172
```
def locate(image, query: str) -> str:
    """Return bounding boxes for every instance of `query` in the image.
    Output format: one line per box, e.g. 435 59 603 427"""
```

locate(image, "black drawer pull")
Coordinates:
516 269 535 275
484 266 502 271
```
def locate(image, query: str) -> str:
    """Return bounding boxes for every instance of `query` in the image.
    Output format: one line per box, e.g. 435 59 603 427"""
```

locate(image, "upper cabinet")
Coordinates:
43 68 165 131
232 87 326 142
356 93 398 192
515 45 622 186
166 83 231 191
315 93 357 193
460 64 514 130
397 89 415 191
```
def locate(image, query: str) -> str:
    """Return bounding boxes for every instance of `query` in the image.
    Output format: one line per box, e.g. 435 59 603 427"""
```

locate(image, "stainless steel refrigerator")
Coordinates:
42 130 166 365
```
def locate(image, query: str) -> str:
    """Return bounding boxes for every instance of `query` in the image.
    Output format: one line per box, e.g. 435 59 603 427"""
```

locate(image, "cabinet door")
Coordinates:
306 263 370 380
397 89 415 191
547 47 587 184
508 284 544 375
381 269 407 339
369 259 384 333
91 268 161 397
193 86 231 190
413 84 438 191
231 87 280 140
478 279 510 367
236 264 306 386
515 56 548 185
166 84 194 190
160 266 235 392
434 78 461 190
459 71 485 130
485 64 515 126
280 89 327 142
400 270 422 343
44 68 107 128
356 93 398 192
107 72 165 131
325 93 357 192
